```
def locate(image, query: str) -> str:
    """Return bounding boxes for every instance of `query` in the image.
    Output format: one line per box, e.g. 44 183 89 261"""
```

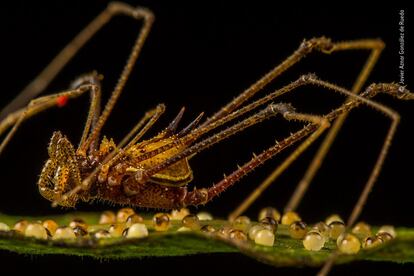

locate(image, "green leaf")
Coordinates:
1 212 413 267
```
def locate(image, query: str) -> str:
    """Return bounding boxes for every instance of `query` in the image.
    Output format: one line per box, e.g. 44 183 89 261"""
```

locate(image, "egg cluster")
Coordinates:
0 206 396 255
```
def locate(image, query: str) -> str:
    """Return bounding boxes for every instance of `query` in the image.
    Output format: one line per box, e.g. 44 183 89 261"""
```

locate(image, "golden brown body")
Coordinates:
93 136 195 209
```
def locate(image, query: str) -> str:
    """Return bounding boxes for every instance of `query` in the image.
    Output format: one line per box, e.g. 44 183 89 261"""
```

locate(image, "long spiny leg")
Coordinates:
127 77 308 165
80 3 154 153
230 76 407 221
228 112 330 221
149 38 383 160
144 78 411 213
318 114 398 276
286 41 384 213
135 38 385 165
0 2 153 122
229 74 386 218
197 39 384 209
186 110 330 207
285 78 403 214
186 82 412 215
318 120 401 276
71 72 102 153
231 77 411 276
127 103 317 190
119 73 357 167
92 38 383 166
311 83 410 276
0 83 100 157
200 38 384 128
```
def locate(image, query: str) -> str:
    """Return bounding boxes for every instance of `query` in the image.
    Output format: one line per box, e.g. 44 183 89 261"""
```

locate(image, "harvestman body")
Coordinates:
0 3 412 275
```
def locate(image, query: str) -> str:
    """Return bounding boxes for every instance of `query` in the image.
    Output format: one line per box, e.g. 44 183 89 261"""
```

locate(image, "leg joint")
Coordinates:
107 2 155 22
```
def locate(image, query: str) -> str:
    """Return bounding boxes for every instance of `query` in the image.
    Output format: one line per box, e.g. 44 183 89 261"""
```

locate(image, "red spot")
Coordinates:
56 95 68 107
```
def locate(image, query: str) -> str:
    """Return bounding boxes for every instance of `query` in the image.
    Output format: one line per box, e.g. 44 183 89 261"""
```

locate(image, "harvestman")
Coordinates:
0 3 412 275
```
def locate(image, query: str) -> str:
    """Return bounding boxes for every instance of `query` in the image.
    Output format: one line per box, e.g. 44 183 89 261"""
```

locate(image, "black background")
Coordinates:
0 1 412 275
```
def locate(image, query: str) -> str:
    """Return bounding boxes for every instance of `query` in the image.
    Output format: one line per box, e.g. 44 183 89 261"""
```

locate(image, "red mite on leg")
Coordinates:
56 96 69 107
